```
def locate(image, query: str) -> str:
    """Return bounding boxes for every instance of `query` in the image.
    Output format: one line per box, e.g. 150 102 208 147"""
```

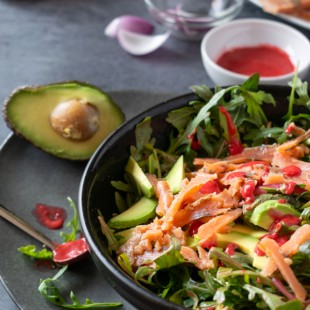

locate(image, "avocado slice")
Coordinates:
108 196 157 229
115 228 135 246
3 81 124 160
165 155 185 194
125 156 155 198
231 224 267 239
216 230 268 270
249 200 300 230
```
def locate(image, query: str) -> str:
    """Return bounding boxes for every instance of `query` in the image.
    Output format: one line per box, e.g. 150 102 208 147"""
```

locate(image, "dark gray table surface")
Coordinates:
1 0 310 309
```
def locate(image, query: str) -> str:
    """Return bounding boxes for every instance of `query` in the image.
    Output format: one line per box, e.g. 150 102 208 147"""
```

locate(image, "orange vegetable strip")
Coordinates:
277 129 310 152
198 208 242 245
164 174 214 222
262 224 310 276
259 237 306 301
281 224 310 256
155 180 174 217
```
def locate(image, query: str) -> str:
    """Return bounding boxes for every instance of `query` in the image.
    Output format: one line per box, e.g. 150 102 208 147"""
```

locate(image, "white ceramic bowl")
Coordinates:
201 18 310 85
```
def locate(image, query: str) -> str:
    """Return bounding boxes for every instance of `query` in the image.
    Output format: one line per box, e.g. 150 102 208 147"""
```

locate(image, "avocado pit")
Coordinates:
50 99 100 141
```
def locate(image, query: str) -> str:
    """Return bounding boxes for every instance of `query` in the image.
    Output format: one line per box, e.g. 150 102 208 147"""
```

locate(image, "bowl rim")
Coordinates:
78 84 294 309
200 18 310 81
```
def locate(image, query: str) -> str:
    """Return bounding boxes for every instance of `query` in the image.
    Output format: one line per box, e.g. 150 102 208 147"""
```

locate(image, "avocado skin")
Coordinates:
2 81 125 161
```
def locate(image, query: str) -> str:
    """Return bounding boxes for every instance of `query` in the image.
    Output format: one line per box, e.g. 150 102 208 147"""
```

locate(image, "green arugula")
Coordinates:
243 284 303 310
108 74 310 309
167 87 228 154
18 245 53 260
60 197 80 242
291 240 310 280
97 212 118 254
38 266 122 309
165 74 279 161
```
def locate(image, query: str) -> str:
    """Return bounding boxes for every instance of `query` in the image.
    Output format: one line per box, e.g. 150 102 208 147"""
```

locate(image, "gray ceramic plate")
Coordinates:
0 90 178 310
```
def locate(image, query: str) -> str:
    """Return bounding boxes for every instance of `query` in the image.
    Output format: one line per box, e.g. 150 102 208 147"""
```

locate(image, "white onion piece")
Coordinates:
104 15 154 38
118 29 170 56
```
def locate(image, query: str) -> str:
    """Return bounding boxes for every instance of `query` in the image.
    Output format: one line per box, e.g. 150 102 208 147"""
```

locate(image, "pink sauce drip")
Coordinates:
32 203 67 230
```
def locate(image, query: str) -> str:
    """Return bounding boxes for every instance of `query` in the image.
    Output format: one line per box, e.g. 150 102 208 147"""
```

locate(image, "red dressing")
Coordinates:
255 212 301 256
216 44 295 77
281 165 302 177
32 203 67 230
199 179 221 194
241 180 256 204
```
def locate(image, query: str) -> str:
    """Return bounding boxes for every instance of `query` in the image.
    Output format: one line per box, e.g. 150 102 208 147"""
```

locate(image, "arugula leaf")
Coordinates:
154 237 185 269
243 127 284 145
240 90 272 128
130 117 155 162
97 212 118 254
110 181 130 193
209 248 243 270
166 106 196 133
18 245 53 260
117 253 135 277
291 240 310 280
241 73 260 91
289 77 310 109
243 284 303 310
284 73 299 120
190 84 214 101
168 88 229 154
38 266 122 309
113 192 128 213
135 117 154 152
135 266 157 285
301 207 310 225
196 125 216 156
60 197 79 243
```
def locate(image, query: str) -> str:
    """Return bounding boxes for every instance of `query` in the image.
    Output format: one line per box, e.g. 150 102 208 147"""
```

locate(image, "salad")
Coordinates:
101 74 310 310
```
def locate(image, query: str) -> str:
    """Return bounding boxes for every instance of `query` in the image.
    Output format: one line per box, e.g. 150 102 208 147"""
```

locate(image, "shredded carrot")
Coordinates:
262 225 310 276
198 208 242 246
155 180 174 217
281 224 310 256
259 237 307 301
180 246 214 270
164 174 215 223
276 129 310 153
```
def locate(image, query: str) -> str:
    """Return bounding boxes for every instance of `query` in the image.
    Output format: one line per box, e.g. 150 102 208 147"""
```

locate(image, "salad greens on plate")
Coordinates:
100 74 310 310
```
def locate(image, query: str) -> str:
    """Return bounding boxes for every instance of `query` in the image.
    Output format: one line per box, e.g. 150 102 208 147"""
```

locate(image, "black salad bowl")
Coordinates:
78 85 299 309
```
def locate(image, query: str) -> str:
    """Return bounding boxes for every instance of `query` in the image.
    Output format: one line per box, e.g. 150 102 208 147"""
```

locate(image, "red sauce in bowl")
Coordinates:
216 44 295 77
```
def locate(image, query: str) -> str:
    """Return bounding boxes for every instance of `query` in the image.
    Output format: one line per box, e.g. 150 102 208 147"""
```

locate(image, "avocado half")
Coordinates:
3 81 125 160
